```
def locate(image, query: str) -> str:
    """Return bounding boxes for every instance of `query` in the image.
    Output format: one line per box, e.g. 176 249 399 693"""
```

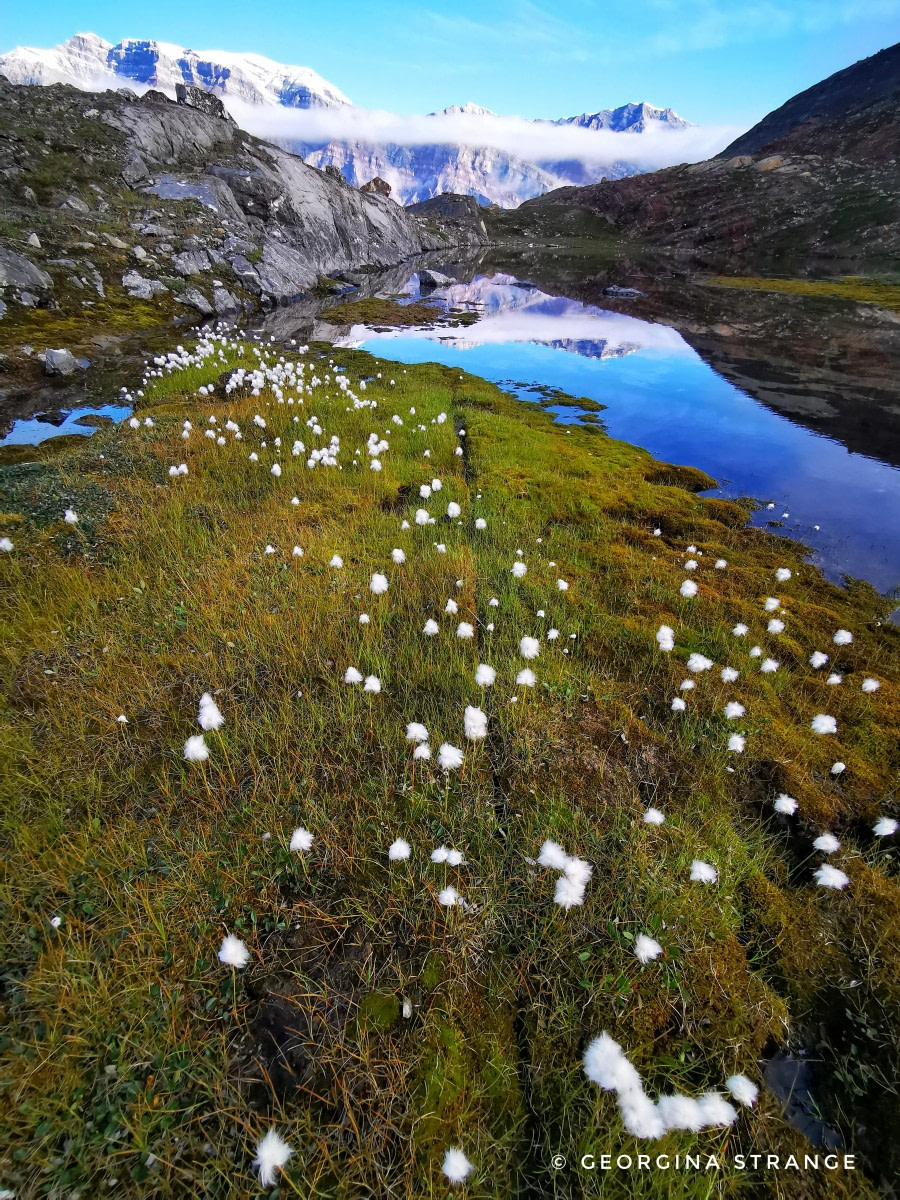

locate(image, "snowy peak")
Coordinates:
0 33 351 108
558 102 691 132
429 102 498 117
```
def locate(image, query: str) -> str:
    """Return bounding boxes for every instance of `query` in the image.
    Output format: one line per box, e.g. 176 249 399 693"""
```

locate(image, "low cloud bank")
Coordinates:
225 98 740 168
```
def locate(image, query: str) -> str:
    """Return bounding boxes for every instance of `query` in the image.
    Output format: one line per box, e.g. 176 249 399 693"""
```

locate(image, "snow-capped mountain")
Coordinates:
0 33 694 207
0 33 350 108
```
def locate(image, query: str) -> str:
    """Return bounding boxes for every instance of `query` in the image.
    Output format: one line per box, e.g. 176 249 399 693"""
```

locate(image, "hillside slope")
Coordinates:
520 43 900 270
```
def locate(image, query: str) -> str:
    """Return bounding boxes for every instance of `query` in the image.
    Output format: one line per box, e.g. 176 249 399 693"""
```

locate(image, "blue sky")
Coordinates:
4 0 899 125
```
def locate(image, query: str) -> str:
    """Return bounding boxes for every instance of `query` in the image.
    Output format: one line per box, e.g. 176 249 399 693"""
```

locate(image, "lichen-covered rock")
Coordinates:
172 249 211 276
0 248 52 291
177 287 214 315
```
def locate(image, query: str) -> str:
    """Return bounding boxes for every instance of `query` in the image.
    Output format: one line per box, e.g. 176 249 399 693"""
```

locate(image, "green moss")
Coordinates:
706 274 900 312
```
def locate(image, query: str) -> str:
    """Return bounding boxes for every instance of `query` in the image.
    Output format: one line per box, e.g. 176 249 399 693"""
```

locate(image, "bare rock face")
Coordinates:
174 83 234 124
0 248 52 291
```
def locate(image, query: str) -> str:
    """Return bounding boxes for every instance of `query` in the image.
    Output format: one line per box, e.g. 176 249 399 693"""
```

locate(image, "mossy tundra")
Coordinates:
0 336 898 1198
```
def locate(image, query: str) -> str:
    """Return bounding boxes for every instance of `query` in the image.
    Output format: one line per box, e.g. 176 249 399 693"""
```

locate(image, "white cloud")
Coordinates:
225 97 738 169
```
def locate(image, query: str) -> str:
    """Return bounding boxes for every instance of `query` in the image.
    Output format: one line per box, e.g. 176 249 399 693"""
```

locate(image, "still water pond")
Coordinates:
345 273 900 595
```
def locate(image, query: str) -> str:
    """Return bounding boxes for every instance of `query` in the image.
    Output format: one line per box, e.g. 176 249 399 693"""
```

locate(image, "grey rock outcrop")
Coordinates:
178 287 214 315
39 348 79 375
122 270 167 299
0 248 52 291
173 249 211 276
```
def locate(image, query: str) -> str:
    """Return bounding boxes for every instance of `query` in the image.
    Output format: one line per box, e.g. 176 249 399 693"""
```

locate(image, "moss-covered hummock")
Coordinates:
0 341 897 1197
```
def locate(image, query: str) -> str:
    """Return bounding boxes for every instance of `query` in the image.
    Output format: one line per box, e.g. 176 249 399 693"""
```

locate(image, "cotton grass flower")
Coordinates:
775 568 792 582
732 623 748 637
690 860 718 884
520 636 540 660
861 678 880 693
475 517 487 530
442 1148 473 1185
809 651 828 669
183 734 209 762
388 838 411 862
833 629 853 645
557 579 569 591
767 619 785 634
516 668 536 687
686 653 713 673
874 817 898 837
447 501 461 518
423 619 439 636
511 561 527 578
728 734 745 752
198 693 224 731
811 714 837 734
764 597 779 612
656 625 675 652
475 663 496 686
554 874 587 909
814 833 841 853
721 667 739 683
726 1075 759 1106
289 827 314 852
370 573 389 595
218 934 250 968
438 885 460 907
724 702 745 719
679 579 698 598
0 537 13 552
64 508 79 525
464 705 488 741
363 675 381 693
253 1128 293 1188
413 743 431 760
329 554 343 568
445 598 459 614
715 559 727 569
643 808 665 825
391 548 406 564
826 673 842 685
537 840 570 870
815 864 850 889
438 743 464 771
344 667 363 684
406 721 429 743
634 934 663 963
760 658 778 673
671 697 686 712
773 794 798 815
456 622 474 639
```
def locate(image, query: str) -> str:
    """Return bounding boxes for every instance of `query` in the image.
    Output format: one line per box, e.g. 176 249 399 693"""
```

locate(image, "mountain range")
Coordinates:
0 34 692 206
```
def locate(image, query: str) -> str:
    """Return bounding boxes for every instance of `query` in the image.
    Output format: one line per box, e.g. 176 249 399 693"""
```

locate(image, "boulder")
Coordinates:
228 254 262 293
39 348 79 376
121 150 149 187
172 249 211 276
26 232 41 249
0 248 52 291
101 232 129 250
174 84 234 123
178 288 214 316
122 270 167 299
213 286 241 314
360 176 392 197
419 268 454 288
61 195 90 213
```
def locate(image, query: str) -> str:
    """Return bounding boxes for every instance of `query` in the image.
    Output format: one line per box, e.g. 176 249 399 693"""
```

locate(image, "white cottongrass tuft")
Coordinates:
831 761 846 776
815 864 850 889
726 1074 759 1106
764 597 779 612
442 1147 473 1185
438 885 460 907
511 561 527 578
826 674 842 685
290 827 314 852
388 838 411 862
554 874 587 910
475 663 496 687
775 568 792 582
643 808 665 825
671 697 686 712
728 734 745 752
218 934 250 968
391 548 406 564
359 613 370 624
690 860 718 884
413 743 431 761
721 667 739 683
634 934 663 963
733 623 748 637
537 840 570 870
363 675 381 693
810 651 828 669
329 554 343 568
814 833 841 854
423 619 439 636
516 668 536 687
724 702 745 720
686 653 713 673
447 501 461 518
184 734 209 762
0 537 13 552
833 629 853 645
464 705 488 741
760 658 779 673
874 817 898 837
406 721 429 743
679 579 698 598
198 692 224 731
64 509 79 525
656 625 675 652
456 622 474 639
253 1128 293 1188
445 598 459 614
344 667 363 684
557 579 569 591
438 743 464 772
861 678 880 693
811 714 837 735
520 636 540 660
767 619 785 634
271 463 281 477
370 572 389 595
773 794 798 815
